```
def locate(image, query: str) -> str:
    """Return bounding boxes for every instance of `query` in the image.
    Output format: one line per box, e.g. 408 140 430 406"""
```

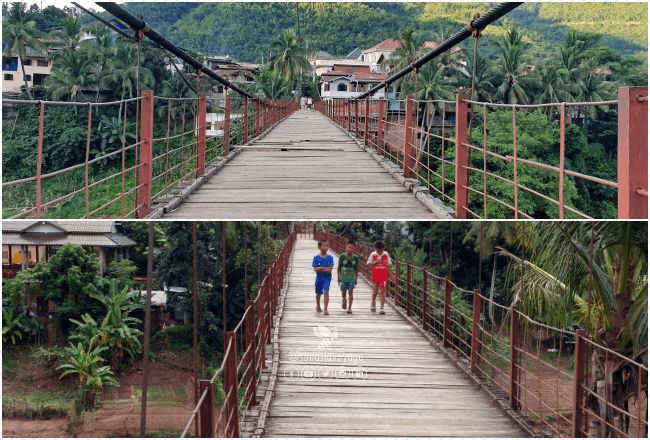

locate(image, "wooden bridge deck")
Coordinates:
163 110 441 219
262 238 525 437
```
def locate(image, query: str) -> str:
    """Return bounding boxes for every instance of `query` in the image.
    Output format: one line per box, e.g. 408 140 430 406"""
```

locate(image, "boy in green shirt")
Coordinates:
337 239 360 314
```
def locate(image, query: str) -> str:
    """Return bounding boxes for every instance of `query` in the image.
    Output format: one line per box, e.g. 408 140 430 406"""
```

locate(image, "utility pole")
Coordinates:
192 222 199 436
139 222 154 437
222 222 228 336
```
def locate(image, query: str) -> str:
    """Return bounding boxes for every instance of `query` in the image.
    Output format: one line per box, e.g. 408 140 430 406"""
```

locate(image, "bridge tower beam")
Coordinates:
137 90 154 218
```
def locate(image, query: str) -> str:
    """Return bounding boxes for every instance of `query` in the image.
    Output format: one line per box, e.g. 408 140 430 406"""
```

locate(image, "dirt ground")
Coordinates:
3 348 195 438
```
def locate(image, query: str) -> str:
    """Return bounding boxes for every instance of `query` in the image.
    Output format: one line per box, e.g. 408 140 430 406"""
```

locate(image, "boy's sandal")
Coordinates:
342 299 347 309
370 306 376 312
347 309 352 314
324 310 329 315
379 310 386 315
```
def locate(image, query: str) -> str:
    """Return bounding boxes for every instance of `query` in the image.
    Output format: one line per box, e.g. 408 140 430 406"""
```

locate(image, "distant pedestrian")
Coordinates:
300 96 307 110
307 97 313 110
367 240 392 315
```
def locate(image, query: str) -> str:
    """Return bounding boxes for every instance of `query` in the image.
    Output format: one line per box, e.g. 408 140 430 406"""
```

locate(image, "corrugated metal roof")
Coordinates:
2 232 135 248
3 221 116 233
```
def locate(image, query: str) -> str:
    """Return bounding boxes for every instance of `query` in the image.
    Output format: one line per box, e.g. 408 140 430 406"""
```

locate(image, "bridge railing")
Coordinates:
316 87 648 219
316 230 648 438
2 93 297 219
180 230 296 438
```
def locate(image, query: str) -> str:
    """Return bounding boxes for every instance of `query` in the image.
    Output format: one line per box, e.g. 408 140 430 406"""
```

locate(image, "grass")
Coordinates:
2 389 77 419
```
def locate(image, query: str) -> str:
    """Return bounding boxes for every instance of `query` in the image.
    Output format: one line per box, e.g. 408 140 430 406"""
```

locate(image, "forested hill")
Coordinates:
122 2 648 63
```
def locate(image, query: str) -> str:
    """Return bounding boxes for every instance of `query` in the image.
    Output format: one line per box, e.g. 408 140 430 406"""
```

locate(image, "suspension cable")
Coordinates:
96 2 257 99
356 2 522 100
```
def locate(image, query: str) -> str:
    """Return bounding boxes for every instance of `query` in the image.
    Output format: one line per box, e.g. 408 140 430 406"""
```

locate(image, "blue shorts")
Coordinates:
315 276 331 295
340 282 356 291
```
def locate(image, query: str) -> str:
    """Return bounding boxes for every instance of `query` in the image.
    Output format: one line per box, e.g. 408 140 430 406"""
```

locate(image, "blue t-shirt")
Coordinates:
312 254 334 279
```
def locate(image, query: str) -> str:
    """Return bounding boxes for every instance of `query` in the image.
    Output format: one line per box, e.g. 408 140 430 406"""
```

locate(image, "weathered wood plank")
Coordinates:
259 238 526 437
163 110 442 219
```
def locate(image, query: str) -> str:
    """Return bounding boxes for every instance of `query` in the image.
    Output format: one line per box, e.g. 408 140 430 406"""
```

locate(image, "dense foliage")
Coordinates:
123 2 647 63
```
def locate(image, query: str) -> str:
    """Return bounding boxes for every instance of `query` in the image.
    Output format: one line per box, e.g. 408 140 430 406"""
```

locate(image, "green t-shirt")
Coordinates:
339 254 360 283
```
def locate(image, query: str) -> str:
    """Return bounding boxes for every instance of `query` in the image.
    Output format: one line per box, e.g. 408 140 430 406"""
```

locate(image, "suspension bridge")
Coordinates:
2 2 647 220
180 228 648 438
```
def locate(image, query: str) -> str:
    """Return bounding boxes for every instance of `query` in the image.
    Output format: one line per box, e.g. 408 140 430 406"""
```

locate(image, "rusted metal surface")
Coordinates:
137 90 154 218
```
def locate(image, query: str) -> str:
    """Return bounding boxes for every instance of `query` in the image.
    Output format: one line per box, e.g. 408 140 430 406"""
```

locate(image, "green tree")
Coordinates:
86 26 117 102
57 343 118 410
45 50 94 101
490 26 532 104
2 2 45 99
268 29 309 98
49 15 84 57
500 221 647 435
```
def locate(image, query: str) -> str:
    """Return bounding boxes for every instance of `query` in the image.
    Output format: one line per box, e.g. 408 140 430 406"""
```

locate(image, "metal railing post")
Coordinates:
455 94 470 219
223 91 231 154
242 98 249 144
572 329 587 437
198 379 215 437
406 263 413 316
255 98 261 137
443 277 451 348
196 95 207 177
245 299 257 409
137 90 154 218
258 292 267 369
364 97 370 146
422 269 429 328
354 100 360 138
470 289 482 374
224 331 240 437
509 306 521 410
394 260 401 306
403 97 415 178
377 98 385 155
617 86 648 218
347 100 352 132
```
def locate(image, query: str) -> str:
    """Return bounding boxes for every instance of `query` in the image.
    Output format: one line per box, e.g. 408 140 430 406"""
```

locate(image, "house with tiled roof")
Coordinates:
2 220 136 278
320 64 388 99
362 38 402 65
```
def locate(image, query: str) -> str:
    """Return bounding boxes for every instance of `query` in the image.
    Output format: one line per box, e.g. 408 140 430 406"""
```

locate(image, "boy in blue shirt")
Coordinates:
312 239 334 315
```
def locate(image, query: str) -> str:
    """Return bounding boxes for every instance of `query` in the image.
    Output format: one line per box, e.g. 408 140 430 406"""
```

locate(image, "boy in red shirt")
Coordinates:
367 240 392 315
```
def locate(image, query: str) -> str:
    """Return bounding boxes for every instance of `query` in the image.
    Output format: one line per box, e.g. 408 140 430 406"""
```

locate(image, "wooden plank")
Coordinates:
162 110 443 219
257 238 526 438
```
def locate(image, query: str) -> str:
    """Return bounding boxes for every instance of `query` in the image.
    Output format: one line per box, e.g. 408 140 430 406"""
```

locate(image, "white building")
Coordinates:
320 64 387 100
2 45 52 95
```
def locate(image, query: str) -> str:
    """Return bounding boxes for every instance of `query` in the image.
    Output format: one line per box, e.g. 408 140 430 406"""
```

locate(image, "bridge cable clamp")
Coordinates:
467 13 482 39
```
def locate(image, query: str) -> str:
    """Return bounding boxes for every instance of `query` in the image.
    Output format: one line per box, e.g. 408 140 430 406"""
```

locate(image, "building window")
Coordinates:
24 74 32 82
4 73 14 80
323 83 330 92
217 86 224 93
23 59 32 66
37 59 48 67
337 83 347 92
2 56 18 71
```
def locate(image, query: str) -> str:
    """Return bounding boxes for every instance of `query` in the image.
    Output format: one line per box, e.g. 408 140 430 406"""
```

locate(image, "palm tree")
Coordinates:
573 65 616 121
158 74 194 133
384 28 422 92
87 26 117 102
464 222 527 326
490 26 532 104
257 70 291 99
45 50 94 101
2 2 45 99
534 62 573 116
456 49 495 102
499 222 647 436
268 29 309 99
49 15 83 57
